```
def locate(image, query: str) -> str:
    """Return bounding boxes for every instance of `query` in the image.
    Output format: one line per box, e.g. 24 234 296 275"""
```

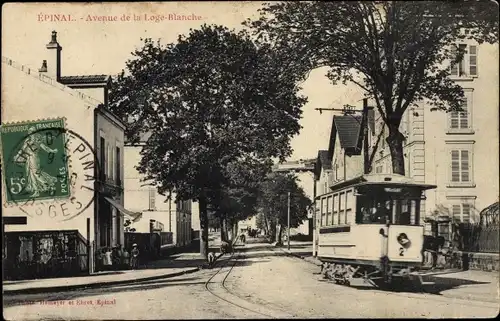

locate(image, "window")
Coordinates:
100 137 106 181
326 196 332 226
339 192 345 224
450 149 471 184
116 147 121 186
108 144 113 180
375 165 383 174
332 194 338 225
321 198 326 226
450 44 478 78
448 90 473 132
451 203 471 222
345 191 353 225
148 187 156 211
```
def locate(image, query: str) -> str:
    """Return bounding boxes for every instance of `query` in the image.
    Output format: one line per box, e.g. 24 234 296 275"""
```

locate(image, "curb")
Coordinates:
3 267 200 296
280 249 322 266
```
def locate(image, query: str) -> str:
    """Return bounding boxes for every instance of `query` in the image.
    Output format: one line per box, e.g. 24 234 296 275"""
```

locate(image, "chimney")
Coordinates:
45 30 62 80
38 60 47 72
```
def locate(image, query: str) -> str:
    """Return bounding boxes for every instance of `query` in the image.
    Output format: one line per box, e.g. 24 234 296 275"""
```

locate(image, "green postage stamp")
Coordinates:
0 118 71 204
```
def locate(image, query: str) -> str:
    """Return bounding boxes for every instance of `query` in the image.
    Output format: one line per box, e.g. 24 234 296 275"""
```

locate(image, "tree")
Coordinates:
245 1 499 175
109 24 306 258
209 157 272 242
257 172 311 245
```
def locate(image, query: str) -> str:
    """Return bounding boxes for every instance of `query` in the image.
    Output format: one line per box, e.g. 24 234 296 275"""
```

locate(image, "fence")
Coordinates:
459 222 499 253
160 232 173 245
3 230 88 280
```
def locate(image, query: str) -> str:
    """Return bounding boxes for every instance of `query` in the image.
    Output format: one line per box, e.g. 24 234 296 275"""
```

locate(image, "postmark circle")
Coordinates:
4 124 101 222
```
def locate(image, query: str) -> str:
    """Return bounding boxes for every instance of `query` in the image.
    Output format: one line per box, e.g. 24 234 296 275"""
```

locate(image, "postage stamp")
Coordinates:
0 118 70 203
1 119 99 221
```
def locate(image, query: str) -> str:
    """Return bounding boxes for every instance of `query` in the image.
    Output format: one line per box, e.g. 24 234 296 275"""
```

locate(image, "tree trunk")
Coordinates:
387 127 406 175
199 194 209 259
276 224 283 245
220 215 227 242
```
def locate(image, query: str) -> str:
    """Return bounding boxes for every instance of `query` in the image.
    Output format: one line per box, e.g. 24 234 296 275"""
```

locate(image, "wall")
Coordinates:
423 41 499 220
95 110 125 247
2 58 97 244
370 41 499 232
123 145 192 246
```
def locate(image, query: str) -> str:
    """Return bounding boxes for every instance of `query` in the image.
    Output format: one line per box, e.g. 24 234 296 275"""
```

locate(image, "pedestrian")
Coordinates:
122 247 130 270
103 247 113 271
130 244 140 270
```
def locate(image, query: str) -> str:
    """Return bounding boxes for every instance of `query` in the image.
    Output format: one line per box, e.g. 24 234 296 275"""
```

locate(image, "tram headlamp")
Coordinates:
397 233 411 249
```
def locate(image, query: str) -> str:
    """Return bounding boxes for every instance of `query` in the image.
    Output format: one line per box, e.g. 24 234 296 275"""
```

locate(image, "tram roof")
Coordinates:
329 174 437 191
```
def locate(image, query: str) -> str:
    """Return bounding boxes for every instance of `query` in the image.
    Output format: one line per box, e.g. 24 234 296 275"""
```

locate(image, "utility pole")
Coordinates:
287 191 291 251
363 98 370 174
168 190 172 232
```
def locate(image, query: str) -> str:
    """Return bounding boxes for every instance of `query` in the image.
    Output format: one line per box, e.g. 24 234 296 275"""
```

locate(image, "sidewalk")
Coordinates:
3 251 214 296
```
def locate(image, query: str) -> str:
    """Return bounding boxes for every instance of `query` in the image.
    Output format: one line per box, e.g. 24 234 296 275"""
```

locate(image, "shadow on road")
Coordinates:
347 274 492 296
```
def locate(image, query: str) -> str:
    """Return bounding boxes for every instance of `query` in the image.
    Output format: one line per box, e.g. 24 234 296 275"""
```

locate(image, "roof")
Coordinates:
333 115 362 149
59 75 110 86
328 173 437 193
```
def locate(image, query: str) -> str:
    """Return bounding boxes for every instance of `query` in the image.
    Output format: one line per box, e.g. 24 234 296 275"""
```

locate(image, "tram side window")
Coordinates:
327 196 333 226
332 194 338 225
339 192 345 224
321 198 327 226
345 191 353 224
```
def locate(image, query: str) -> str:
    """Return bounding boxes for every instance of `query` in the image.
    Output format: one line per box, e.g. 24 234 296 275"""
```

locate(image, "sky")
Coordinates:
2 2 365 161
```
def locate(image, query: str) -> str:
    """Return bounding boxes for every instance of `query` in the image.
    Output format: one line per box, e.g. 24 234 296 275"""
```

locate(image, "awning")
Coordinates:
104 197 142 222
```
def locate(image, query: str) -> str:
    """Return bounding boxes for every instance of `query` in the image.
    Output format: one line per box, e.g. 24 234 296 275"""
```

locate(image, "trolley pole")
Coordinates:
287 192 291 251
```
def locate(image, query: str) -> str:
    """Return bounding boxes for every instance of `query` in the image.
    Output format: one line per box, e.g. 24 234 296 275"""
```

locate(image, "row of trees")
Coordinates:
109 1 497 258
109 25 309 258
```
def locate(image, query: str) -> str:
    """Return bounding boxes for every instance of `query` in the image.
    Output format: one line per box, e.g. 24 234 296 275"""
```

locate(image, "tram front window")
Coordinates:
356 197 420 225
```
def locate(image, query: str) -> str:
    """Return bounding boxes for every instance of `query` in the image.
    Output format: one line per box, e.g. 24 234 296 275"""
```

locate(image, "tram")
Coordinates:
316 174 437 287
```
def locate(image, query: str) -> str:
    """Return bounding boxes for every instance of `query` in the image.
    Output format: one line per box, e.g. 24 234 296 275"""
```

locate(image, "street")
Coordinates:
3 238 499 320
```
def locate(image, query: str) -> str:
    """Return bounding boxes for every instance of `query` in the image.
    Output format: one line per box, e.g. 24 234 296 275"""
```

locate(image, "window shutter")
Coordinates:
452 205 461 220
462 204 471 222
459 98 468 129
451 150 460 182
450 45 458 76
461 150 470 182
450 110 459 129
469 45 477 76
458 44 467 76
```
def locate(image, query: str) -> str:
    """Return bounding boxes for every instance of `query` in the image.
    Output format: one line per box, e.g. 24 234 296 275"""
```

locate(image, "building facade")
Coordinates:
2 31 129 276
371 40 499 233
124 136 193 247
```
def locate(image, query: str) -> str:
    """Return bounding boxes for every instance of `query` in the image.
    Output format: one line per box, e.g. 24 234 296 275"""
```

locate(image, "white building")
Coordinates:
2 31 129 275
123 133 193 247
372 40 499 234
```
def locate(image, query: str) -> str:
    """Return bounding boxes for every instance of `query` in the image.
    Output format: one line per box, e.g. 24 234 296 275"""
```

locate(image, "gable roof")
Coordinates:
59 75 110 87
334 116 362 149
327 115 363 158
314 150 332 179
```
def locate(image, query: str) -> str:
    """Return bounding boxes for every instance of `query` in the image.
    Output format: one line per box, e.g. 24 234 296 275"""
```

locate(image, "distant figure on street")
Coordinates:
207 251 216 268
220 241 233 255
130 244 140 270
103 247 113 271
240 234 246 244
122 248 130 269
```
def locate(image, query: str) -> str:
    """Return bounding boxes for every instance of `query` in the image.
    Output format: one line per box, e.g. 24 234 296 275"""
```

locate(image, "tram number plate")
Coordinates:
399 247 405 256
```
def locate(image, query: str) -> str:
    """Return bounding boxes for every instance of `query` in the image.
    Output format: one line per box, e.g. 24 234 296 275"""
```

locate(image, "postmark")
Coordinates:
1 118 100 221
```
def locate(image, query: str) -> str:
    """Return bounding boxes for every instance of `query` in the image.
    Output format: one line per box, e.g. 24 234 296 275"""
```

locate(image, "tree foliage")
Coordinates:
109 24 306 257
245 1 499 175
257 172 312 243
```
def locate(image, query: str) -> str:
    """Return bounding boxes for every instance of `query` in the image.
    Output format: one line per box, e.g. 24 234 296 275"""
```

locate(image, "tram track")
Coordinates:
204 247 293 319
